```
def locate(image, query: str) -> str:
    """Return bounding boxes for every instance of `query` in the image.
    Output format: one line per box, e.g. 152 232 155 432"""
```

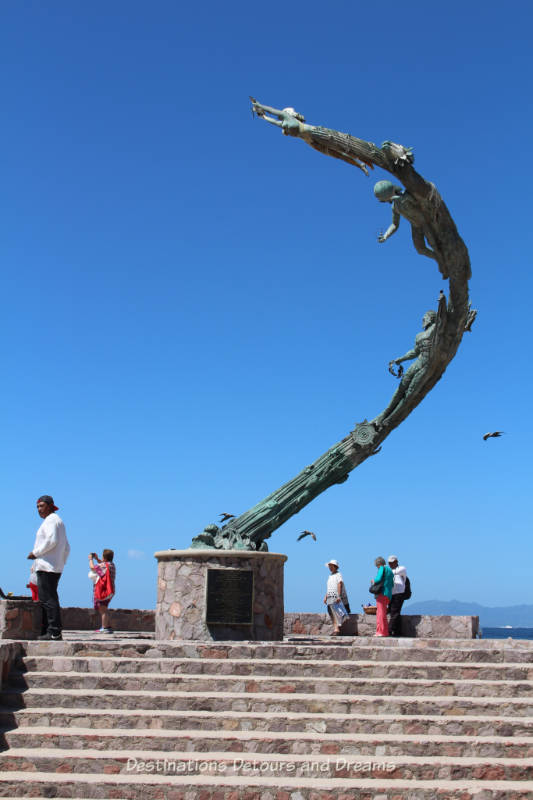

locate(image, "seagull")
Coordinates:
297 530 317 542
219 513 235 522
483 432 505 441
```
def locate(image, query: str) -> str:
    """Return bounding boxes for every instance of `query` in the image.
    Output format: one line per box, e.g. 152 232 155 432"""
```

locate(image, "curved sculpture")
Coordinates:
190 100 475 551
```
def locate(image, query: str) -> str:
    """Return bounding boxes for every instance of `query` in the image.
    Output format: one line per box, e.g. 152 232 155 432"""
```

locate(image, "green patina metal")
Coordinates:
190 99 474 551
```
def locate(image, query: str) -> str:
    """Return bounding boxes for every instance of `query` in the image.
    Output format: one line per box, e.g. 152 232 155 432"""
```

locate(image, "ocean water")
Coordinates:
481 627 533 640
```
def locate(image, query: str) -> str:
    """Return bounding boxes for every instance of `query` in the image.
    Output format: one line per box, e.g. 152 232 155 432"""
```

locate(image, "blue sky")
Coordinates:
2 0 531 614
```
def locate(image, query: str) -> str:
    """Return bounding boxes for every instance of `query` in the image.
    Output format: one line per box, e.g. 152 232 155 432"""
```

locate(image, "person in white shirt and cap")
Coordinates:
323 559 351 635
387 555 407 637
27 495 70 641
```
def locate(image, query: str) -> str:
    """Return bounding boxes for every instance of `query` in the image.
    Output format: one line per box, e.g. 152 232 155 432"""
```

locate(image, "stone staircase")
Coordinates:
0 634 532 798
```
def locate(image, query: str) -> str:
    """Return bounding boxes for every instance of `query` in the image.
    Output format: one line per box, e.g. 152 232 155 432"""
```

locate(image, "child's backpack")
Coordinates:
94 563 115 603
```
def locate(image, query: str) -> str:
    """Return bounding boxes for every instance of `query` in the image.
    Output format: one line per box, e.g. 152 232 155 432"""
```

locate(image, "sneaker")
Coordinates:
38 632 62 641
95 628 114 634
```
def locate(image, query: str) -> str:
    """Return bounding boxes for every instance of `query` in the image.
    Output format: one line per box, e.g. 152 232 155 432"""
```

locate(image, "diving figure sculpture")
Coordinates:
189 99 474 551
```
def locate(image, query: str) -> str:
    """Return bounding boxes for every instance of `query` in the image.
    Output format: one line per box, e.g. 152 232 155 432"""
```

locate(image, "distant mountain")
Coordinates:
404 599 533 628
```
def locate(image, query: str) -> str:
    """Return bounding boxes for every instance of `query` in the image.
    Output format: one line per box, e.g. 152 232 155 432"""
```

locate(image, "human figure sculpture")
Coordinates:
186 100 473 551
372 310 438 428
374 180 447 279
250 101 309 137
250 98 373 174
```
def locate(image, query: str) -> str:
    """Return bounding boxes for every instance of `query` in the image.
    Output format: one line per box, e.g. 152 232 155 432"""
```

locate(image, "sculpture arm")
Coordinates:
378 209 401 243
259 114 283 130
394 346 418 364
251 100 287 119
251 98 311 138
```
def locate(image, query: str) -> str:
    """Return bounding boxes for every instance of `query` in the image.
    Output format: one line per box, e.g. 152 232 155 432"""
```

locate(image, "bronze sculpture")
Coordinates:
373 309 443 428
190 99 475 551
374 180 447 279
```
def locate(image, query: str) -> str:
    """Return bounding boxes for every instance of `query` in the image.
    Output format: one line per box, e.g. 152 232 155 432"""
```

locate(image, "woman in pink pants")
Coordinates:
371 557 394 636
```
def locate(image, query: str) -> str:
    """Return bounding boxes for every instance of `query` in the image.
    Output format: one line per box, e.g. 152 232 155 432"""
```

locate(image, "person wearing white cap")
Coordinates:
387 555 407 637
323 559 350 635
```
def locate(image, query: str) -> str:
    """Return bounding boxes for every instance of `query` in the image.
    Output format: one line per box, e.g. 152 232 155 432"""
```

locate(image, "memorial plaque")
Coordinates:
206 568 254 625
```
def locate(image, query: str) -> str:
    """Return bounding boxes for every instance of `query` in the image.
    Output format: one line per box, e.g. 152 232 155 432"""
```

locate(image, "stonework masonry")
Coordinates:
0 636 532 797
0 597 41 640
1 599 479 640
155 549 287 641
285 611 479 639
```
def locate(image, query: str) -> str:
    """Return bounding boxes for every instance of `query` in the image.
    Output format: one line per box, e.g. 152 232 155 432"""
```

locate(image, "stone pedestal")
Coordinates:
0 597 41 639
154 549 287 641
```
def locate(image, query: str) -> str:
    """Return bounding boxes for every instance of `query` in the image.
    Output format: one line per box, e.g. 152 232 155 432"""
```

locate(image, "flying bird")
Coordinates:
483 432 505 441
219 513 235 522
297 530 317 542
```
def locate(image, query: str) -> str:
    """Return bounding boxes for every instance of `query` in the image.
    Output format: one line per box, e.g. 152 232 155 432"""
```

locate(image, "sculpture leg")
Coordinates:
378 363 432 427
372 382 408 428
372 359 419 427
411 227 449 280
411 227 437 260
373 358 427 428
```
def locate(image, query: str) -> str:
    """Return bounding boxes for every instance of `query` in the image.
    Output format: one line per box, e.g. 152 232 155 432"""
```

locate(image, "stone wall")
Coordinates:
0 597 42 640
284 612 479 639
61 607 155 632
0 598 155 638
1 597 479 640
0 642 23 689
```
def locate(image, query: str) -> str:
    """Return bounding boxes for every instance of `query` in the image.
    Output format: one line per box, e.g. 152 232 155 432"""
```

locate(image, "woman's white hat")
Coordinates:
325 559 339 567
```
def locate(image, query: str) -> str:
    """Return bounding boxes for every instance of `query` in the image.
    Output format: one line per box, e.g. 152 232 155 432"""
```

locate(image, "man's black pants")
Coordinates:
36 571 62 636
388 592 405 636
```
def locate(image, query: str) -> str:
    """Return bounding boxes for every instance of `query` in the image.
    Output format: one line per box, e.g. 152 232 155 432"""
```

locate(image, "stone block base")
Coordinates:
155 549 287 641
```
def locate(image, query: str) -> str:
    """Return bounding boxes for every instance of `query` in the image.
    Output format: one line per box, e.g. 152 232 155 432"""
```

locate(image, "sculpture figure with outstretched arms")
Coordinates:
189 99 475 551
374 180 447 279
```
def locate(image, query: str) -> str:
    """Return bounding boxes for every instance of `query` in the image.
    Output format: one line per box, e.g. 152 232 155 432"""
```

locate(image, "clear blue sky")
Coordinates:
2 0 531 613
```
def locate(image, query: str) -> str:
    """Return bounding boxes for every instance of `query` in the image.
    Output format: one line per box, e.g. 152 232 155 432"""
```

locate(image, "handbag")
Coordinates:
369 575 385 595
330 599 348 625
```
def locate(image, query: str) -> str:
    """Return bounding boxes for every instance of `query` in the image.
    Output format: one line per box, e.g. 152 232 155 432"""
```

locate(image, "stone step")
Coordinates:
0 771 531 800
20 638 533 664
3 639 531 799
1 747 532 781
3 725 532 758
2 687 532 716
8 669 533 699
17 654 533 681
2 707 531 737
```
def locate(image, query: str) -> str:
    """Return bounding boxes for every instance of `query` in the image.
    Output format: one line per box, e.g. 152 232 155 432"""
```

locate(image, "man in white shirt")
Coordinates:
387 555 407 637
27 495 70 641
